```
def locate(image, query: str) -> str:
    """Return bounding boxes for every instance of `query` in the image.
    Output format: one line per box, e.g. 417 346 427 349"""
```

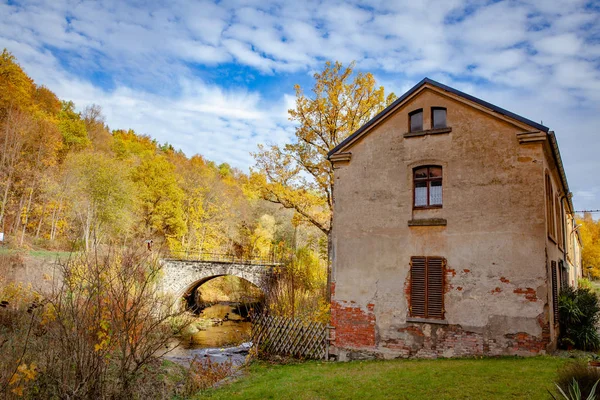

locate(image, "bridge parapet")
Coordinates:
165 252 283 266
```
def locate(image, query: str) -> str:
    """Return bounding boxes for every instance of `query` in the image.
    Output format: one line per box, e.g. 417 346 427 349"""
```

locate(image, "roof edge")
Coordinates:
548 131 574 212
327 78 429 158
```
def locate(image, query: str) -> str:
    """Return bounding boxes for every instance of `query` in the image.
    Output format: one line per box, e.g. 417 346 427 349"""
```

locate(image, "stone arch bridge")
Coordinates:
159 257 281 309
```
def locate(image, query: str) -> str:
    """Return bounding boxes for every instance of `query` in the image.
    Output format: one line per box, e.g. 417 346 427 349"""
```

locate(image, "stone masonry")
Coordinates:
159 259 275 308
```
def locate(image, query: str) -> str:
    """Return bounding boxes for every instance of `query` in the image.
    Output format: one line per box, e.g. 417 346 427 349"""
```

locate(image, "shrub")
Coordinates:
556 361 600 399
559 286 600 351
579 279 594 291
0 248 191 399
180 356 234 396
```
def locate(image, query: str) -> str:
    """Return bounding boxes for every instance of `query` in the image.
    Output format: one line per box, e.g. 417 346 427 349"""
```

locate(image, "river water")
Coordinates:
164 303 253 366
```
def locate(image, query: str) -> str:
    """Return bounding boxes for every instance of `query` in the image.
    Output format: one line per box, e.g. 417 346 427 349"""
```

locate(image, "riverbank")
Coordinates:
201 356 568 399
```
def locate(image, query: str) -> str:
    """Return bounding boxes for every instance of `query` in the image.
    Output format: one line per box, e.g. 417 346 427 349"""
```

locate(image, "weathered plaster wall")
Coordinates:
330 87 553 360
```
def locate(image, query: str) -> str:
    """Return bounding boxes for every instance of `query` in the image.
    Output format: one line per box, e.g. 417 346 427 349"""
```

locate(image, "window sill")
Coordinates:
408 218 447 227
406 317 448 325
404 127 452 138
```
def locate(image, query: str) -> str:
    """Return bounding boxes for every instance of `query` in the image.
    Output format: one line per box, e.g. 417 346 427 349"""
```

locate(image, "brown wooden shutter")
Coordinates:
551 260 559 325
410 256 445 319
427 257 445 319
410 257 427 318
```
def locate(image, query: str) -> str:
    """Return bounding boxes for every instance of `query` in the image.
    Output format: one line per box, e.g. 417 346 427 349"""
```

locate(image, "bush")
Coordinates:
556 361 600 399
0 248 191 399
580 279 594 291
559 286 600 351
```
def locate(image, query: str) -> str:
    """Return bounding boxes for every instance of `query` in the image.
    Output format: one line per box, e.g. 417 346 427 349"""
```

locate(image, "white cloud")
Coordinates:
0 0 599 209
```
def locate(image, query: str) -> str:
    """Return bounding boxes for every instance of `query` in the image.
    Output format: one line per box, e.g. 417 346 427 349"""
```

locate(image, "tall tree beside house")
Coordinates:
252 61 396 238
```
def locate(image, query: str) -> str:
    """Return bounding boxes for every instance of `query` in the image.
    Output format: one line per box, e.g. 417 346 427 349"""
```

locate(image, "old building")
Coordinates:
327 78 582 360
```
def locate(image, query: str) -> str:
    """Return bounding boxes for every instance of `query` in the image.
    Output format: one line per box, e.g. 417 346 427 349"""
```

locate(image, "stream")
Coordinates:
164 303 254 366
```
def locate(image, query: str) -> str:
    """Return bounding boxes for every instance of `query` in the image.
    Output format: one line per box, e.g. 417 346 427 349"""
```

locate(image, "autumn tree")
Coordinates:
82 104 112 152
58 100 90 153
131 154 186 249
578 213 600 279
65 151 133 251
253 61 395 241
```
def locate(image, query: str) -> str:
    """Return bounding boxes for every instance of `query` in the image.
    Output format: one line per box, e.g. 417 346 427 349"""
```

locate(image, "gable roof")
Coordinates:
327 77 549 158
327 77 574 212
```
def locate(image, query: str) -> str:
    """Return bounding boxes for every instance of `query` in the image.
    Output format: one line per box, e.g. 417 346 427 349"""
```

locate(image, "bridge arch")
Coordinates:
159 259 276 310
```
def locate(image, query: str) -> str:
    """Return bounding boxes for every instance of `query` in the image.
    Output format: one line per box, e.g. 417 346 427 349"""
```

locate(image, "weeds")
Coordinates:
180 356 235 396
556 360 600 399
0 247 191 399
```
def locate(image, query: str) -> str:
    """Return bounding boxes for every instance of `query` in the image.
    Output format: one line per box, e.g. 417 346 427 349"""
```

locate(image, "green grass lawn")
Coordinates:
203 356 568 400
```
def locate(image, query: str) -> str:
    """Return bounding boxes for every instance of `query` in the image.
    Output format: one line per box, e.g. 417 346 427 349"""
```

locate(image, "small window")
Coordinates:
414 166 442 208
432 107 447 129
409 109 423 132
410 256 445 319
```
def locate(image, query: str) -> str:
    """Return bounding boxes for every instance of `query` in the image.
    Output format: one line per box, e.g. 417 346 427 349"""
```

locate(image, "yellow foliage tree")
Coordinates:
577 213 600 279
252 61 396 238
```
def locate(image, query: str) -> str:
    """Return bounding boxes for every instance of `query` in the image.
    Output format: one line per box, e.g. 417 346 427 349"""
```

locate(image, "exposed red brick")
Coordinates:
491 287 502 294
463 269 470 273
513 287 537 302
331 300 376 349
500 277 510 283
504 331 547 353
379 320 551 358
447 268 457 277
398 326 424 337
457 286 463 291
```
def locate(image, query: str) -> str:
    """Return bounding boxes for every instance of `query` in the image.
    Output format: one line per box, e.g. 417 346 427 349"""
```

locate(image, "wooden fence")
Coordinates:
252 314 329 360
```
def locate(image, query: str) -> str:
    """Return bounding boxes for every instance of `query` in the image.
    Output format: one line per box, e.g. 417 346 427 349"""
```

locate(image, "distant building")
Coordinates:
327 78 582 360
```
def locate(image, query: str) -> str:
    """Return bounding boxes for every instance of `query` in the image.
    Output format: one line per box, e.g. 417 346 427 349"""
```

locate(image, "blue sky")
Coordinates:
1 0 599 211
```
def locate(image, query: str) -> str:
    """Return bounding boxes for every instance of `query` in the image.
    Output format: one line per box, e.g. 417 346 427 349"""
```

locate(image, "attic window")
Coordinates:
432 107 447 129
409 109 423 132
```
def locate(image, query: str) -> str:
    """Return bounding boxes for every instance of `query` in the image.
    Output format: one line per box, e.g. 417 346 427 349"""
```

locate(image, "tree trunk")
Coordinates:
0 175 11 228
19 186 34 246
35 201 47 238
11 193 25 234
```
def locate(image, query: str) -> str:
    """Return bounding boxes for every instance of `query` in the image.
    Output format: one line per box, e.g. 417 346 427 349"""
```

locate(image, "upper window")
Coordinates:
410 256 445 320
414 166 442 208
409 109 423 132
432 107 447 129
